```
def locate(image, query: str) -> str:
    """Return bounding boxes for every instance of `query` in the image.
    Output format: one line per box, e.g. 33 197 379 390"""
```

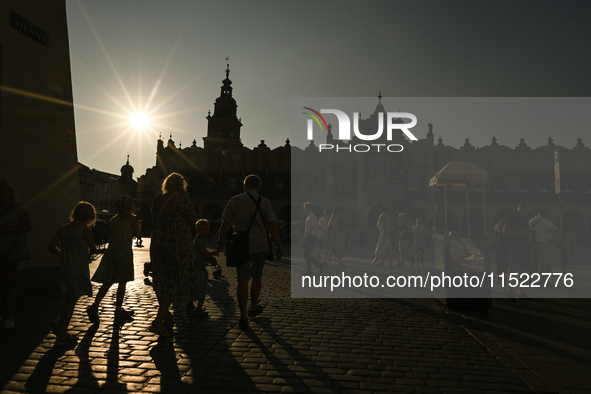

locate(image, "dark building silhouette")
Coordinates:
137 63 291 227
292 95 591 241
78 156 138 213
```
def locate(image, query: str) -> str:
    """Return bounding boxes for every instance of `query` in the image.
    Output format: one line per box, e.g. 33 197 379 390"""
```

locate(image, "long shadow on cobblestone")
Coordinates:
150 337 193 393
0 294 64 391
25 324 100 393
106 324 121 385
180 272 248 391
247 320 349 392
65 324 103 392
460 299 591 366
24 345 69 393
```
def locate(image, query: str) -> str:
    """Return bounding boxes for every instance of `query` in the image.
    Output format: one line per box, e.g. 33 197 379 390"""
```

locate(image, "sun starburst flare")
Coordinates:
130 112 151 131
70 0 203 174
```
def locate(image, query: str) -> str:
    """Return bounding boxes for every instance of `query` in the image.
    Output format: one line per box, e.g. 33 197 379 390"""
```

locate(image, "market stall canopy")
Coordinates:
429 161 488 187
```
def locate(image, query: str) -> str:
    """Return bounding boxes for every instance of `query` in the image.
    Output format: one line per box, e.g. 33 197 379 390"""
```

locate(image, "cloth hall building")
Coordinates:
136 66 291 229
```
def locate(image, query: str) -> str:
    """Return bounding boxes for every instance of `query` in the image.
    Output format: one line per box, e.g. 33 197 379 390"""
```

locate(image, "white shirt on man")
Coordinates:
529 217 557 244
305 212 317 236
221 190 277 253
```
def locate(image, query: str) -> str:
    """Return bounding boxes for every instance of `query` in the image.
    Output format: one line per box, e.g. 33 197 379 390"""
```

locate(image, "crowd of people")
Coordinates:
0 173 283 344
300 199 570 298
299 204 439 275
0 172 580 343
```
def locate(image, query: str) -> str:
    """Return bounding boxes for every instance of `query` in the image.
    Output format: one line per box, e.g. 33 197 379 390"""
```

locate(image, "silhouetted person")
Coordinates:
503 200 532 299
315 209 331 262
529 209 560 273
300 202 324 275
150 173 201 336
87 195 141 323
397 213 413 266
48 202 99 345
0 179 33 329
491 212 509 279
217 175 283 330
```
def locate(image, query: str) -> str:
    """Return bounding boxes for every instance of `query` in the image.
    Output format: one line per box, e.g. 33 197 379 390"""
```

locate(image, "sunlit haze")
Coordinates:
66 0 591 176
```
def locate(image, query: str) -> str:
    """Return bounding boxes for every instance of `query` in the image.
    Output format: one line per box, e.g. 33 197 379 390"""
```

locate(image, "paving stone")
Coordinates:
0 244 553 394
281 386 309 393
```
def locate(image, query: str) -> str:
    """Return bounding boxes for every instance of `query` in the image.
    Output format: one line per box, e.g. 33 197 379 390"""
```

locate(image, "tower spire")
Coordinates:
220 57 233 97
203 58 242 150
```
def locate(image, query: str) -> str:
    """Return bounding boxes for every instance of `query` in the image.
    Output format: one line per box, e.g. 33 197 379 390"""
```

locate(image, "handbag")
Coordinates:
225 231 251 267
8 233 31 262
225 194 262 267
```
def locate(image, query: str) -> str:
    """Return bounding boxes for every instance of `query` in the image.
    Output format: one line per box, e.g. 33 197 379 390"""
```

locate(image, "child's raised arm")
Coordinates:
83 226 99 256
199 243 219 258
47 229 62 257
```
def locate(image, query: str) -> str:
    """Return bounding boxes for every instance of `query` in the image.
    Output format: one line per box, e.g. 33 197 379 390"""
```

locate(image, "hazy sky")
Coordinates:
66 0 591 176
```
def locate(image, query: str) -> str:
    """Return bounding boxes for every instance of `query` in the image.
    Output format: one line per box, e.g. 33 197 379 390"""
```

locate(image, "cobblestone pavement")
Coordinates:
2 238 584 393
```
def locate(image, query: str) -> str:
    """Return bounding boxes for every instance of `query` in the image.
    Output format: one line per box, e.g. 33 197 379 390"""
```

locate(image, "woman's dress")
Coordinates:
150 194 201 302
374 223 393 257
331 223 346 255
92 219 134 283
58 225 93 299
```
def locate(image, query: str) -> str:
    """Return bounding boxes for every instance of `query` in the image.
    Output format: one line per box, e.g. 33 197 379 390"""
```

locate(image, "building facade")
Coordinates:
1 1 80 293
79 157 138 214
292 96 591 241
137 65 291 228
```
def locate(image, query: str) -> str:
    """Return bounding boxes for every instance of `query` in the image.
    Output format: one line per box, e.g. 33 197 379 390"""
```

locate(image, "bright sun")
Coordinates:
130 112 150 131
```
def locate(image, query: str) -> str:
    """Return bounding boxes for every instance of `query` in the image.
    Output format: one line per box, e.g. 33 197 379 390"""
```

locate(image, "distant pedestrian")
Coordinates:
87 195 141 324
491 213 509 279
413 217 427 268
0 180 33 329
326 212 345 266
300 202 324 274
563 232 576 261
188 219 219 319
135 219 143 247
217 175 283 330
397 213 413 266
503 200 532 299
315 209 331 262
371 213 395 270
47 202 99 345
529 209 560 273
